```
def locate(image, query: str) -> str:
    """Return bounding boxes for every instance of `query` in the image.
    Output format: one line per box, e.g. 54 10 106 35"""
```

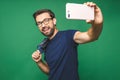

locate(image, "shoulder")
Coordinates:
61 30 78 34
61 30 79 42
59 30 79 39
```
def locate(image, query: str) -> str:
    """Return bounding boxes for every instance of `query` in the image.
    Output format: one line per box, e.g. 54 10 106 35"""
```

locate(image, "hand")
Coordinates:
84 2 103 25
32 50 42 63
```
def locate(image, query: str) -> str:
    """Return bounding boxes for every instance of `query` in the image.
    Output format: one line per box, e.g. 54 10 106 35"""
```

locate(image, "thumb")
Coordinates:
37 50 41 54
86 19 94 24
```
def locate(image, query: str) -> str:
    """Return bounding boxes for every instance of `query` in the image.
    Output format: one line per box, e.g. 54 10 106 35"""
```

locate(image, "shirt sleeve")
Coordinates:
66 30 79 47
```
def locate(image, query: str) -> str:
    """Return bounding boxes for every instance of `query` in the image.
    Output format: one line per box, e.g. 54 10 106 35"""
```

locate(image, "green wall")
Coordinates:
0 0 120 80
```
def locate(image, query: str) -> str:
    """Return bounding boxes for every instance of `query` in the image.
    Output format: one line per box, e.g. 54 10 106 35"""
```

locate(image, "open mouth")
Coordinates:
42 27 50 34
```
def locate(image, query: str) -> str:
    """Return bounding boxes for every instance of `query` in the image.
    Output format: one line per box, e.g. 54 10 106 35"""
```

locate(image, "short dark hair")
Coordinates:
33 9 55 20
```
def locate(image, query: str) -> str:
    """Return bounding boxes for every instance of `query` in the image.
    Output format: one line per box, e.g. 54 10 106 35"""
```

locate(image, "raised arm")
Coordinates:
74 2 103 44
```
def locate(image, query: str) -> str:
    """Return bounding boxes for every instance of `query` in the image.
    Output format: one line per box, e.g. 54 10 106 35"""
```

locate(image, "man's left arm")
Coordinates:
74 2 103 44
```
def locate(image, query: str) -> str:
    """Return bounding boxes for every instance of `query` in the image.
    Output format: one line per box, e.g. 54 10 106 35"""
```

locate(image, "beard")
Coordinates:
41 26 55 38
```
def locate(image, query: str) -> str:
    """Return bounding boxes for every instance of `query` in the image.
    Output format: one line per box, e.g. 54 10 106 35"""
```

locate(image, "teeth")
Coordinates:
43 27 49 32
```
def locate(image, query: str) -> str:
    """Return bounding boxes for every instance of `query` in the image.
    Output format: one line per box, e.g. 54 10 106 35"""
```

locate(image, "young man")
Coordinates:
32 2 103 80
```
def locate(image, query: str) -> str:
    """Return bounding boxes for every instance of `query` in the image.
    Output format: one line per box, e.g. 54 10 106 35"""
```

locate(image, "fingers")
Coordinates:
84 2 96 7
84 2 97 24
32 50 42 62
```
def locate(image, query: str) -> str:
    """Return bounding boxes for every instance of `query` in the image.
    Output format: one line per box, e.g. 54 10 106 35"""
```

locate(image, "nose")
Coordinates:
41 23 45 28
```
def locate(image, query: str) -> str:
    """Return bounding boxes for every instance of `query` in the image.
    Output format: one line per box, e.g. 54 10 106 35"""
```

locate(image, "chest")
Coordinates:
45 34 71 64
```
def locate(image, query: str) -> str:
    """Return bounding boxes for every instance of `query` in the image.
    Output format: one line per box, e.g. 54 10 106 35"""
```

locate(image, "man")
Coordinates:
32 2 103 80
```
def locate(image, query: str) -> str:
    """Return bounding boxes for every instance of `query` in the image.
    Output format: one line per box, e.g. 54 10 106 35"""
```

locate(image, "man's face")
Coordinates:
35 13 56 37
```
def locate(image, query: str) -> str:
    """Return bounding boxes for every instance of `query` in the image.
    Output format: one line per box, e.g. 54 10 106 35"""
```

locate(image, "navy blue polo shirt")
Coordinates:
44 30 79 80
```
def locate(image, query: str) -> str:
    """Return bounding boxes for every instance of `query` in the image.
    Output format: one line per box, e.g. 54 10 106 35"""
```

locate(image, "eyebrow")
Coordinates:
36 18 52 23
37 21 42 23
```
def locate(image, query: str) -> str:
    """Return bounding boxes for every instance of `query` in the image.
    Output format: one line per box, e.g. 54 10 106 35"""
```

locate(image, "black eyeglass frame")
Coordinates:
36 18 53 27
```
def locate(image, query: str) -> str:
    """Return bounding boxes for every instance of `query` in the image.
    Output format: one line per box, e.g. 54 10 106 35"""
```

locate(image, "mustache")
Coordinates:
41 26 49 31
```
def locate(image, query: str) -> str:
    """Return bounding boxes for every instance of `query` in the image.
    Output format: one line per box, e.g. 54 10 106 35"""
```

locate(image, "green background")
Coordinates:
0 0 120 80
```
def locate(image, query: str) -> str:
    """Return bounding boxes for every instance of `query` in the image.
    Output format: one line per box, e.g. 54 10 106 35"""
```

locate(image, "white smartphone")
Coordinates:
66 3 94 20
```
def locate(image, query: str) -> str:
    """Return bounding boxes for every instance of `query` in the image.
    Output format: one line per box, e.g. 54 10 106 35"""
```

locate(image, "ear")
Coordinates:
53 18 56 25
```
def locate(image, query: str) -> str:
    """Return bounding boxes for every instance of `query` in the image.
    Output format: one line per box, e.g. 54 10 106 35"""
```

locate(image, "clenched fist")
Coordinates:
32 50 42 63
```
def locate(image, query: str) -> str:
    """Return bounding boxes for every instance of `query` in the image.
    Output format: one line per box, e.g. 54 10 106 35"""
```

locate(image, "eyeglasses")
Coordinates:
36 18 53 27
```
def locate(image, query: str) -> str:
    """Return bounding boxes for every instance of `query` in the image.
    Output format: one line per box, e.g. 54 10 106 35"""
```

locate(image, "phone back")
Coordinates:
66 3 94 20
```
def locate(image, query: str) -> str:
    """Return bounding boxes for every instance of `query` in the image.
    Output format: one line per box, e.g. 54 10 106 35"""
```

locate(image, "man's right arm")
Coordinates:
32 50 50 75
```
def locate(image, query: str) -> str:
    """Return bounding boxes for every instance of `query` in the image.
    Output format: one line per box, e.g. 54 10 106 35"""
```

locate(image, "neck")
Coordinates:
49 29 58 40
